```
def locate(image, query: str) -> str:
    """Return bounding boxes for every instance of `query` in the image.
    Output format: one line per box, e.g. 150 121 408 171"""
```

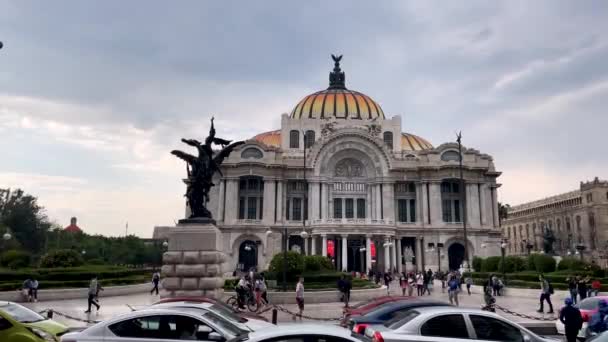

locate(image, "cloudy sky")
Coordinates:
1 1 606 237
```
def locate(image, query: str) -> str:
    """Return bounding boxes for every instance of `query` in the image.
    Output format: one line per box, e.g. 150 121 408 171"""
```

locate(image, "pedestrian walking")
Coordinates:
423 269 433 295
399 272 407 296
592 279 601 297
343 276 352 307
407 272 415 296
567 276 578 304
560 297 583 342
578 276 589 301
150 271 160 295
491 274 500 296
294 277 304 320
465 275 473 295
448 276 459 306
416 272 424 296
21 278 32 302
30 278 38 302
383 272 392 295
85 276 101 313
537 274 554 314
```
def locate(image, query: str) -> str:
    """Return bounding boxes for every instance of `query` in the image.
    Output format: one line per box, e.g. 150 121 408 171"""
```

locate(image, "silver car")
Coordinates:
61 308 248 342
229 323 361 342
149 301 273 331
363 306 559 342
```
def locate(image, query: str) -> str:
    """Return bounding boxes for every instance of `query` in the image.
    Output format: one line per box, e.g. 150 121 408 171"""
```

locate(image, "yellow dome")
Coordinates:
401 133 433 151
290 55 385 120
252 130 281 147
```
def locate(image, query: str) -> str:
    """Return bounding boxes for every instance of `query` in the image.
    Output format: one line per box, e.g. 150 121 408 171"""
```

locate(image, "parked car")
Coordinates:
155 296 269 322
555 296 608 340
341 296 412 326
61 308 248 342
363 306 559 342
229 323 361 342
348 299 449 334
149 301 273 330
0 301 69 342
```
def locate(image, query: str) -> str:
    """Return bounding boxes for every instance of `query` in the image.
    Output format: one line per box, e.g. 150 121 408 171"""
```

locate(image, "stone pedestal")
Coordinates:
161 222 226 299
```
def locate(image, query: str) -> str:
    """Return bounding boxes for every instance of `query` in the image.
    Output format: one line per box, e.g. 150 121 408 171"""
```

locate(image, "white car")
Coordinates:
363 306 559 342
61 308 248 342
229 323 361 342
149 301 273 331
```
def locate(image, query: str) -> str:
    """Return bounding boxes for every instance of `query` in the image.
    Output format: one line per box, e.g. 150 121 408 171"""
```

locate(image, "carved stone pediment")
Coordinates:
334 158 365 178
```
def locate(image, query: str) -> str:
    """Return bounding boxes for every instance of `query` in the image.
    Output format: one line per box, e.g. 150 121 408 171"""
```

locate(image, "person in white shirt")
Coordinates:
295 277 304 320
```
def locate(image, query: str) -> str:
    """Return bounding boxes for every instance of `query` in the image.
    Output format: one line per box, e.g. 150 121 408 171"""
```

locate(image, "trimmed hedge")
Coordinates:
0 250 32 269
0 275 147 292
0 266 150 283
304 255 334 272
39 249 84 268
498 256 526 273
268 252 305 281
472 256 483 272
527 254 556 273
481 256 501 272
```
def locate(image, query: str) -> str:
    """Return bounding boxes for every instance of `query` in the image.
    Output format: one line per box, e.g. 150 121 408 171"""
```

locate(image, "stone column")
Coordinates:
328 184 334 219
417 182 425 225
224 179 239 224
479 183 488 227
383 182 395 223
370 185 376 220
366 235 372 273
467 183 480 229
308 182 316 221
322 234 328 258
396 238 402 273
262 179 276 225
366 184 372 221
376 184 383 220
304 236 309 256
415 236 423 271
320 183 328 220
491 186 499 228
429 183 442 226
384 237 390 272
275 181 283 223
342 235 348 271
390 238 397 272
217 179 225 223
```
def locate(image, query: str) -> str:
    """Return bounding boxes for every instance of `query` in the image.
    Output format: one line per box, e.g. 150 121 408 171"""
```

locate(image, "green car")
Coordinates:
0 301 69 342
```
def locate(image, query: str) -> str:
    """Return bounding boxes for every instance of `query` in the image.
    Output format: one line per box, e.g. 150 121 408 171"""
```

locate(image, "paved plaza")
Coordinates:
21 281 567 328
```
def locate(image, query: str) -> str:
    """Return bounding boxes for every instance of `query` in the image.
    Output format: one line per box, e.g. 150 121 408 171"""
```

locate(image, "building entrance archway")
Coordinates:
448 243 465 271
238 240 258 272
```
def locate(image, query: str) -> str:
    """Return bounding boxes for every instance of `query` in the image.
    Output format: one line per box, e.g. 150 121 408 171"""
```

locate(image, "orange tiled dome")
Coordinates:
252 130 281 147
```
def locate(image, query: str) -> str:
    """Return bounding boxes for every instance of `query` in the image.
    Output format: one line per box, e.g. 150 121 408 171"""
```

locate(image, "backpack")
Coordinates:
548 281 554 295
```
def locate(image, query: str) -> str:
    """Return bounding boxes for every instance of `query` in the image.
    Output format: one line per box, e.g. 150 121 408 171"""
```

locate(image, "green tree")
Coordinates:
0 189 51 254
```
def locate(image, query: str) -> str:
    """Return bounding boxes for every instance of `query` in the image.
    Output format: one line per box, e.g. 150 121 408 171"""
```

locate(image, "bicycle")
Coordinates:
227 288 259 312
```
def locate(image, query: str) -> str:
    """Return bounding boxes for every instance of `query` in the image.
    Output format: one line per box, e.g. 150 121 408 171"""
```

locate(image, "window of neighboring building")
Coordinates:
356 199 366 218
383 131 393 149
441 180 462 223
333 198 342 218
289 130 299 148
345 199 354 218
304 130 315 148
238 176 264 220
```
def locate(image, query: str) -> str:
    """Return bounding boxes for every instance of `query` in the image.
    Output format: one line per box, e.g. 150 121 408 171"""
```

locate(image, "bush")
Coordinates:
0 249 32 269
527 254 556 274
303 255 334 272
39 249 85 268
498 256 526 273
481 256 501 272
557 257 587 271
268 251 304 281
86 258 106 265
472 256 483 272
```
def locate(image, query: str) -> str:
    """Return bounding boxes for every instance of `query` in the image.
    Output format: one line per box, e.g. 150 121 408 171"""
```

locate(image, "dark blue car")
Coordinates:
348 299 450 335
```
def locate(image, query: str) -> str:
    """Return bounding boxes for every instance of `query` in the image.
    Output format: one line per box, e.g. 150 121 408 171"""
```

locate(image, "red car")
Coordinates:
340 296 412 326
155 296 269 322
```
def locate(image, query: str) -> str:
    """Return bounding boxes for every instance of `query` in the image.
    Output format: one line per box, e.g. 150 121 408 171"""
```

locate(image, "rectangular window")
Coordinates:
357 198 366 218
259 197 263 220
333 198 342 218
454 199 461 222
409 199 416 222
238 197 245 219
286 199 290 220
442 199 452 222
398 199 408 222
247 197 257 219
345 198 354 218
292 197 302 221
303 197 308 220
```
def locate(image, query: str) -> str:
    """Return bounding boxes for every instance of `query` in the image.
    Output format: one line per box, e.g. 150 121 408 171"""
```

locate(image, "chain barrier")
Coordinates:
495 305 556 321
271 304 342 322
37 308 101 324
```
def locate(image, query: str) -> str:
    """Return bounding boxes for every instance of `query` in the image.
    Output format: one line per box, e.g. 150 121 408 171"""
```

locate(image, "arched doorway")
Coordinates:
238 240 258 272
448 243 465 271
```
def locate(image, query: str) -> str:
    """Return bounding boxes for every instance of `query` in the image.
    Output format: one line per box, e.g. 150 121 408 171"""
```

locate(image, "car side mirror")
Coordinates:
522 333 531 342
209 332 224 341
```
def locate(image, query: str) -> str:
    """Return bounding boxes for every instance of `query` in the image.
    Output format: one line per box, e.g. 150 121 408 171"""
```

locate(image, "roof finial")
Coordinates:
328 54 346 89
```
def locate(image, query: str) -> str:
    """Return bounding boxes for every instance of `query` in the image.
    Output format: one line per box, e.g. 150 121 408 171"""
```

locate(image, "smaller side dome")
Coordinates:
252 130 281 148
401 133 433 151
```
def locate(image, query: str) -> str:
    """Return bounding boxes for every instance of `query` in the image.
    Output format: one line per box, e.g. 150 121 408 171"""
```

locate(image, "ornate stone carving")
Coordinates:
367 123 381 137
335 158 364 178
321 120 337 137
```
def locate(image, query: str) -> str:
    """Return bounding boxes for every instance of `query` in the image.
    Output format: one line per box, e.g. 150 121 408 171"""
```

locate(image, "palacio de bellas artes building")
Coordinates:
155 56 503 275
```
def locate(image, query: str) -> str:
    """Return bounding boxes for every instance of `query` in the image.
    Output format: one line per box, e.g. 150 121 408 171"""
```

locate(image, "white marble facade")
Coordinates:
156 58 503 274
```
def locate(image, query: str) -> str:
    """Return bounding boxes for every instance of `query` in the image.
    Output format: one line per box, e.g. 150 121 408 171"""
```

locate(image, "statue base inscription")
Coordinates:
161 222 226 299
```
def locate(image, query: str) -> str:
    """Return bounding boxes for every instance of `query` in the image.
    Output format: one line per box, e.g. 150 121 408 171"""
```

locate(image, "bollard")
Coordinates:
47 309 53 319
272 308 278 325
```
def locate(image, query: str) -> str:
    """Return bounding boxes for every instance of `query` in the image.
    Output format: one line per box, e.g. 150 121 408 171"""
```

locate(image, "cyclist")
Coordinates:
236 276 248 310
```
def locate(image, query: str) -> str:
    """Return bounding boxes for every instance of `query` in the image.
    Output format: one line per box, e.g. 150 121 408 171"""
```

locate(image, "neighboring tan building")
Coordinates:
503 178 608 264
155 56 503 274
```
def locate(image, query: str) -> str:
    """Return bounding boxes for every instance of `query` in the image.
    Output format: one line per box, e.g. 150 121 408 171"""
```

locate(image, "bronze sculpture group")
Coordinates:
171 118 244 222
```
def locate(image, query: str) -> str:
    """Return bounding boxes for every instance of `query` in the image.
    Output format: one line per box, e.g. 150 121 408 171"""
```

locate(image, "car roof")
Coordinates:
246 324 353 340
152 301 214 308
370 299 447 311
406 306 504 317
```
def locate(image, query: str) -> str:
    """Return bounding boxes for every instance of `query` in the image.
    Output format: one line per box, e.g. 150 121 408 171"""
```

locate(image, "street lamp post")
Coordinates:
576 244 586 261
456 132 469 270
501 241 507 285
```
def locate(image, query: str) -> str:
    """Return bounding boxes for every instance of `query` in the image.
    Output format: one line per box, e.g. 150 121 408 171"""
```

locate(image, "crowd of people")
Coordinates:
234 269 270 312
567 274 601 304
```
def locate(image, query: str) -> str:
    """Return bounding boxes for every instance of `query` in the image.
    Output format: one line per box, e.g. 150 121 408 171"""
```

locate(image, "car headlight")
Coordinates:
28 327 57 342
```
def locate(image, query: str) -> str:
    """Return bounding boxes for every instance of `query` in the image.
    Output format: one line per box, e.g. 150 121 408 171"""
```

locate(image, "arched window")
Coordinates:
441 180 462 223
441 150 461 162
304 130 315 148
241 147 263 159
238 176 264 220
289 130 300 148
383 131 393 149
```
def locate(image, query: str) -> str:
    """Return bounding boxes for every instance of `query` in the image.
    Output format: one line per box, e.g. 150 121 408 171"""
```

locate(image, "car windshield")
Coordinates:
579 298 601 310
0 303 45 323
384 310 419 328
209 304 245 324
201 310 249 336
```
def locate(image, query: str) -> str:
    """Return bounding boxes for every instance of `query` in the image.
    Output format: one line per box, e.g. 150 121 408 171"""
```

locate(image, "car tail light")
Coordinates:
582 312 590 322
372 332 384 342
353 324 369 335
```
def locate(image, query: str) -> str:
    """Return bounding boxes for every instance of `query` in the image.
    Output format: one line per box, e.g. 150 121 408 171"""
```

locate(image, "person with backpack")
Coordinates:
150 270 161 295
560 297 583 342
465 274 473 295
537 274 554 314
448 275 460 306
